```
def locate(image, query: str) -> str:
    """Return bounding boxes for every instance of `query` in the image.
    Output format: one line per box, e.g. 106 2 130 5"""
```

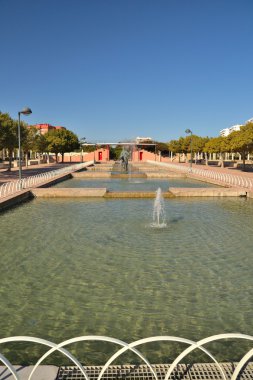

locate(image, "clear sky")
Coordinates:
1 0 253 142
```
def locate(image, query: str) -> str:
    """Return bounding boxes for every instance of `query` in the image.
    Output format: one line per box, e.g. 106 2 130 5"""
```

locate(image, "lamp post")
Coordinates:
79 137 86 163
18 107 32 181
185 129 193 170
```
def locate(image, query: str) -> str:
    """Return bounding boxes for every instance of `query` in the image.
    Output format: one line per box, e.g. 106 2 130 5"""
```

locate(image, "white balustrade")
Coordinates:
147 160 253 191
0 161 94 199
0 334 252 380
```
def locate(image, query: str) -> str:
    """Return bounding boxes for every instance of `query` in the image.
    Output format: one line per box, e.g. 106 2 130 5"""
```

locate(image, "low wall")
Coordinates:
145 172 184 178
32 188 107 197
105 191 174 198
72 172 111 178
0 162 95 211
0 190 32 212
36 173 72 188
169 187 247 197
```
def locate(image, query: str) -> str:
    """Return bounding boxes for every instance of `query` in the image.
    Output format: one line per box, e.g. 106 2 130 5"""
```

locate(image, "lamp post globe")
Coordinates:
18 107 32 182
20 107 32 116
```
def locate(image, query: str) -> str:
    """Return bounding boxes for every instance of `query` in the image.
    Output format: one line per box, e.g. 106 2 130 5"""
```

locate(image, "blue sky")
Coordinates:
1 0 253 142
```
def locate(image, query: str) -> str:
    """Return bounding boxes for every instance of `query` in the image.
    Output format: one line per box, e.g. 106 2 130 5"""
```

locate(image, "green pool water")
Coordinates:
54 177 220 191
0 197 252 364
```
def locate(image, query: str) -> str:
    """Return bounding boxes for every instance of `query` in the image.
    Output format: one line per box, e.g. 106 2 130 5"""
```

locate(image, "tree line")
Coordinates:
167 121 253 168
2 109 253 170
0 111 79 170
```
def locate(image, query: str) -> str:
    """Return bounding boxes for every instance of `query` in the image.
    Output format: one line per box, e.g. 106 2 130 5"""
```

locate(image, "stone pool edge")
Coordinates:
0 187 250 213
1 170 252 212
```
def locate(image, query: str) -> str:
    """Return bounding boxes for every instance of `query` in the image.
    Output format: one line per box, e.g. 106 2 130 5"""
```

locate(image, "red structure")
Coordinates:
82 145 170 163
83 146 110 162
31 124 66 135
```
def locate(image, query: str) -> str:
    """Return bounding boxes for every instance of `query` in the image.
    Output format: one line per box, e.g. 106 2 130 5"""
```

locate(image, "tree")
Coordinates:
0 112 13 170
168 139 181 161
34 133 48 162
22 126 38 166
190 135 209 163
168 139 180 160
203 136 230 167
168 137 189 162
44 128 80 162
0 112 30 170
110 145 123 160
137 140 169 155
0 112 17 171
82 144 97 153
229 122 253 169
153 141 170 156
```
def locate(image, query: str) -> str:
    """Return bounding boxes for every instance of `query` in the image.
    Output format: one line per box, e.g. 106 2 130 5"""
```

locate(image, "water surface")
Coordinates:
0 197 252 363
54 177 220 191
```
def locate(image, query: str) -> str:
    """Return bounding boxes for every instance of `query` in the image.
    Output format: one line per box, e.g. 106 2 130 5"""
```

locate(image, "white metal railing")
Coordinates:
0 334 252 380
0 161 94 199
147 161 253 190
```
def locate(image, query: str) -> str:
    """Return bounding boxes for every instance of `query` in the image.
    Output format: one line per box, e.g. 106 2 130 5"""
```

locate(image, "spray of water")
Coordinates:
150 187 167 228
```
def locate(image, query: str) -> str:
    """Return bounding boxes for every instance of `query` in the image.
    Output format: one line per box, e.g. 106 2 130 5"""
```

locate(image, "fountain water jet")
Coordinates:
150 187 167 228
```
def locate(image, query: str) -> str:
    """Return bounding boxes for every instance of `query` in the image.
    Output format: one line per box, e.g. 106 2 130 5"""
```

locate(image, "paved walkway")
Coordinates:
174 161 253 178
0 163 72 185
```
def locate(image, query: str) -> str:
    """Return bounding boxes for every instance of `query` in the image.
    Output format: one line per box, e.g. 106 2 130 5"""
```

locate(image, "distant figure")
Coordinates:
119 149 129 171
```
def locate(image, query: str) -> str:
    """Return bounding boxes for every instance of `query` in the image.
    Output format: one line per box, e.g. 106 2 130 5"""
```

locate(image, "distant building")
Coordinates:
220 117 253 137
30 123 66 135
220 124 242 137
135 136 153 143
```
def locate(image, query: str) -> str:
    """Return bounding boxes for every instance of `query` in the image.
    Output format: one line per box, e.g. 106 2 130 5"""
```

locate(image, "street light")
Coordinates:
18 107 32 181
185 129 193 170
79 137 86 163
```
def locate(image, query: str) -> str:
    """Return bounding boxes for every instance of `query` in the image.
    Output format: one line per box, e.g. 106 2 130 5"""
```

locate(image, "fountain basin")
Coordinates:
110 173 147 178
31 188 245 198
1 197 253 364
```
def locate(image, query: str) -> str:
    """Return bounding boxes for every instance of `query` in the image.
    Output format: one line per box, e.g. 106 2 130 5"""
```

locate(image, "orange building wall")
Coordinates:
82 147 110 162
132 149 159 162
51 147 171 163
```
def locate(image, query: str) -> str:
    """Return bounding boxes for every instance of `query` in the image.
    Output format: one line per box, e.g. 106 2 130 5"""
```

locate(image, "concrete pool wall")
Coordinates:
1 161 253 212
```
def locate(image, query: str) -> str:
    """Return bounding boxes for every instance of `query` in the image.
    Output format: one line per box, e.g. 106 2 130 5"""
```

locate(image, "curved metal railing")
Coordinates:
0 334 252 380
0 161 94 199
147 161 253 190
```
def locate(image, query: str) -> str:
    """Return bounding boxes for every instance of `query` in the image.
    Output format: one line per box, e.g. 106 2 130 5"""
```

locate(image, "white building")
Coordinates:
220 117 253 137
220 124 242 137
135 136 153 143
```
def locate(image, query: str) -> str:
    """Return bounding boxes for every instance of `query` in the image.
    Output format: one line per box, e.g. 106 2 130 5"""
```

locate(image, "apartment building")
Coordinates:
31 123 66 135
220 124 242 137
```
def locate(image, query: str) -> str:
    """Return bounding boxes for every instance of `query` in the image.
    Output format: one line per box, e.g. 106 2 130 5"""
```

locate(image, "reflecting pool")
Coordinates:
0 197 253 363
54 177 220 191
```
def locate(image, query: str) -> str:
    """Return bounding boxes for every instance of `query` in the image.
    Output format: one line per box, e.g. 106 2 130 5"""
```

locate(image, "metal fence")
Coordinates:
0 161 94 199
147 161 253 190
0 334 253 380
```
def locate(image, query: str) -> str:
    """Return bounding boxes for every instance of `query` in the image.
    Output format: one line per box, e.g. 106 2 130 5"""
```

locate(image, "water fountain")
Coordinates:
110 148 147 179
1 162 253 367
0 192 253 365
119 149 129 172
150 187 167 228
